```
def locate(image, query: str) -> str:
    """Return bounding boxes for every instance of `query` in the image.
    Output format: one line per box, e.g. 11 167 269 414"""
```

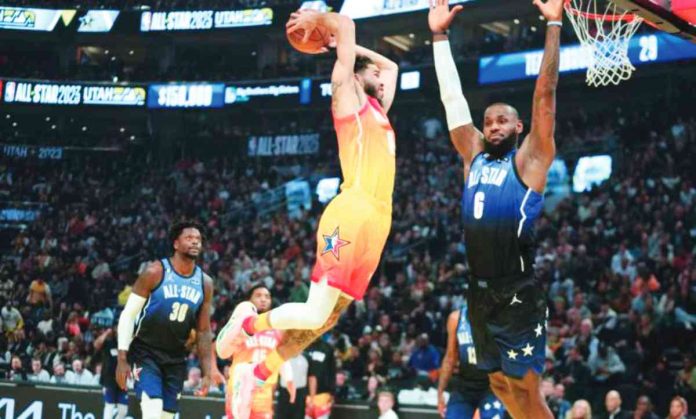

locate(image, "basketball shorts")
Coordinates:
467 277 547 379
225 369 274 419
131 356 186 413
311 189 391 301
103 386 128 405
446 390 506 419
305 393 334 419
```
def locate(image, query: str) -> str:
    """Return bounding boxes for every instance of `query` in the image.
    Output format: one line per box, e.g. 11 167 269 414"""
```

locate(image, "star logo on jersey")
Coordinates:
321 227 350 260
132 365 142 381
510 293 523 306
493 401 502 410
535 323 544 337
507 349 518 360
522 343 535 357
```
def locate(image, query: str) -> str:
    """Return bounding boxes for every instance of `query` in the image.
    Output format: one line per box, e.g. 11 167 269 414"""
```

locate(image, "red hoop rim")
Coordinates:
563 0 638 22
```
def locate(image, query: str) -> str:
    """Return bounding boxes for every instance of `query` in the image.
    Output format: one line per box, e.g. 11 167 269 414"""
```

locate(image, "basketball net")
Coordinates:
564 0 643 87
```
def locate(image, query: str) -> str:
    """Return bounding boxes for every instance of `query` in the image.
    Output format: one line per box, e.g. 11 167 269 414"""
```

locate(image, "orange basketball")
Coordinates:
287 25 331 55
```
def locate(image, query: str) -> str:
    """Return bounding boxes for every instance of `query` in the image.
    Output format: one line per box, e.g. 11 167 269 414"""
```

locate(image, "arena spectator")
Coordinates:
634 395 660 419
69 358 95 386
567 399 592 419
407 334 441 379
604 390 632 419
27 357 50 383
667 396 691 419
50 362 74 385
377 390 399 419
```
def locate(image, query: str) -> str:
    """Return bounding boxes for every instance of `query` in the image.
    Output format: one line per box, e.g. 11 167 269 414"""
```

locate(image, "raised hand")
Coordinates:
428 0 464 33
532 0 564 21
286 9 321 43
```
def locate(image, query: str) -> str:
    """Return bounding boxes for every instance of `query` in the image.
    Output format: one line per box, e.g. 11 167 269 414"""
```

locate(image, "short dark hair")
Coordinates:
168 220 205 248
246 283 271 301
354 55 375 74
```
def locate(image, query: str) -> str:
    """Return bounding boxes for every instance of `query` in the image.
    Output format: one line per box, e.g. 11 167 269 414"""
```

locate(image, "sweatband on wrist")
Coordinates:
433 40 473 130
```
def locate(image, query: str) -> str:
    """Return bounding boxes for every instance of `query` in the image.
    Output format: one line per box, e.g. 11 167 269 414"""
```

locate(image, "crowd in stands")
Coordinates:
1 80 696 419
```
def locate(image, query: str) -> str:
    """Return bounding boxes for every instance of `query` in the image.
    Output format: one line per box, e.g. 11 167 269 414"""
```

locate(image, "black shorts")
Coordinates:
467 277 547 379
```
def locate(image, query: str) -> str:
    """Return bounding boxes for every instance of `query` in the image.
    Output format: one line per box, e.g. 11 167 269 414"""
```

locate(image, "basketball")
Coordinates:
287 25 331 55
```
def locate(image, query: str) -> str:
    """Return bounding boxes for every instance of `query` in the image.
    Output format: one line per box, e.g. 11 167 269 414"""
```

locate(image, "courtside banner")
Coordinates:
140 8 273 31
0 7 75 31
0 382 439 419
2 80 146 107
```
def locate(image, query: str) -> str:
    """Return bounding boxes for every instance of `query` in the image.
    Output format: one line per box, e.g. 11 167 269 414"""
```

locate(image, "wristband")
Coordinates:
432 29 450 36
547 21 563 27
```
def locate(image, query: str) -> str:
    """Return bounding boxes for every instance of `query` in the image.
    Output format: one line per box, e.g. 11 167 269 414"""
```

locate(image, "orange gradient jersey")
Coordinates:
227 329 282 418
333 96 396 208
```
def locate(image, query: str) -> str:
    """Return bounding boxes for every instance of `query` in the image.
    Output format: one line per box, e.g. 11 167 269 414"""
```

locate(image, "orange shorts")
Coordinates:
226 376 274 419
311 189 391 300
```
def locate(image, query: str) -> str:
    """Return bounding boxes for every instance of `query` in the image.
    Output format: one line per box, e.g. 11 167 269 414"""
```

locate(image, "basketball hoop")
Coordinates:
564 0 643 87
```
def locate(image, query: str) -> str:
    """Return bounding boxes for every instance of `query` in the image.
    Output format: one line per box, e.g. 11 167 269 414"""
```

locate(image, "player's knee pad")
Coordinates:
160 412 175 419
116 404 128 419
140 394 163 419
103 403 115 419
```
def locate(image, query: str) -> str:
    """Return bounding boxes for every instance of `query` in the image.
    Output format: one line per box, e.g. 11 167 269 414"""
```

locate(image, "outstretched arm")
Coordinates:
517 0 563 192
287 10 359 118
355 45 398 113
429 0 483 178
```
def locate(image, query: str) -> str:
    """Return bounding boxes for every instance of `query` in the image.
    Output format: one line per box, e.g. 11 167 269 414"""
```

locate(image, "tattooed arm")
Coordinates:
517 0 563 193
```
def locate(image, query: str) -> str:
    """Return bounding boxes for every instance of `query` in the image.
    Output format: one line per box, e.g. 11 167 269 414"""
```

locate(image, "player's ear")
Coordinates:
516 120 524 135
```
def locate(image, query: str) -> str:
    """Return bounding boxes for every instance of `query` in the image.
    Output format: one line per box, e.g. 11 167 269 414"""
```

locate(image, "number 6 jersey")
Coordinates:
130 258 205 364
462 150 544 280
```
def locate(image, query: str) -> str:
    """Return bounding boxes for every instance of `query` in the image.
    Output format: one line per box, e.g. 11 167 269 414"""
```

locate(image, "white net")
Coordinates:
564 0 643 87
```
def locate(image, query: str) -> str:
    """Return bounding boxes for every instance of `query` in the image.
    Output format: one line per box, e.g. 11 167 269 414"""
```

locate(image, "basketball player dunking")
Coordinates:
429 0 562 418
217 284 294 419
217 9 398 415
116 221 214 419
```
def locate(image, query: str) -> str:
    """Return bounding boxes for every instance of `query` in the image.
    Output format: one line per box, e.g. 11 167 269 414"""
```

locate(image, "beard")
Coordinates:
182 250 199 260
483 133 517 159
363 83 383 106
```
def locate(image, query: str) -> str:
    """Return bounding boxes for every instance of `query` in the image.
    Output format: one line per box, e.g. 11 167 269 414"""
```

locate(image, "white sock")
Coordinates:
161 412 175 419
116 404 128 419
269 277 342 330
104 403 115 419
140 394 163 419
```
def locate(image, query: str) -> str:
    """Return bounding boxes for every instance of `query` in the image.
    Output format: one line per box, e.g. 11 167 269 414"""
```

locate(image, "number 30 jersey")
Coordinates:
462 150 543 280
130 258 205 364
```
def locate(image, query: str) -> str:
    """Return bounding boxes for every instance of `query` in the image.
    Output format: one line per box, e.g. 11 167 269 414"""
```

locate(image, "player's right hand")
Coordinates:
428 0 464 34
286 9 320 43
437 393 447 418
116 358 131 391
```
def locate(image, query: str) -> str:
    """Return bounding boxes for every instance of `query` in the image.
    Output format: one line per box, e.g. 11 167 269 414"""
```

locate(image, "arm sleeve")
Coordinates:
117 293 147 351
433 40 472 130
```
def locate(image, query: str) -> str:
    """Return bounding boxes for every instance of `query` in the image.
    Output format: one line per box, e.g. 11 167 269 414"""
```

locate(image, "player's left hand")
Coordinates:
532 0 564 22
195 376 211 397
286 9 321 43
